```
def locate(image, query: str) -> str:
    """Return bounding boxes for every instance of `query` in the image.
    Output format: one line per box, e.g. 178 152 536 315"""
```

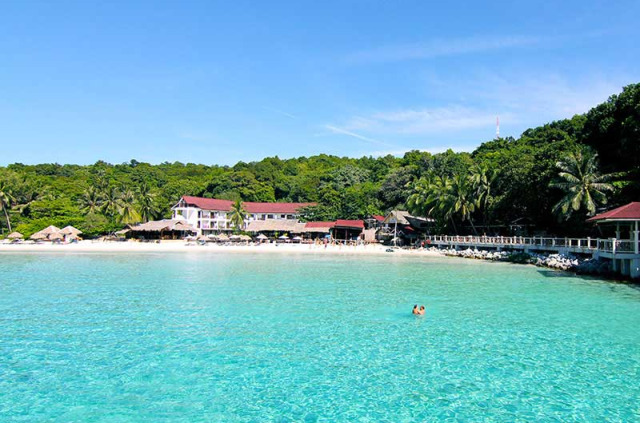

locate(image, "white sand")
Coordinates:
0 240 444 257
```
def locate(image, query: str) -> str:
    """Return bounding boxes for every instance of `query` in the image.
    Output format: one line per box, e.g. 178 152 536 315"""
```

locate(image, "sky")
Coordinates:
0 0 639 166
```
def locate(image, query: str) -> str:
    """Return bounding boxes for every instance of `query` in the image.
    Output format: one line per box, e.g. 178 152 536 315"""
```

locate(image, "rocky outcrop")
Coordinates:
430 247 613 276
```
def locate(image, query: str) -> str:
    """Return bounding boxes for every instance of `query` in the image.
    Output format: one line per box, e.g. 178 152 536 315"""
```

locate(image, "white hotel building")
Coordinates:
172 195 314 235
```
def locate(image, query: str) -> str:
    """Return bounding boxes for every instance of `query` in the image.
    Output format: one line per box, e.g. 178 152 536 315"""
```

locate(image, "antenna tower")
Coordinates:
496 116 500 139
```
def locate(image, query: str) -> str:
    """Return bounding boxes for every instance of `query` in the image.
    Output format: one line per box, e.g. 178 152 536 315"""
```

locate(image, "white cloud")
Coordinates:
324 124 397 148
262 107 297 120
347 35 541 64
336 106 509 137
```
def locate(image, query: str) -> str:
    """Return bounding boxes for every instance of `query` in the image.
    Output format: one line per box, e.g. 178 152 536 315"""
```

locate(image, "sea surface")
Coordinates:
1 252 639 422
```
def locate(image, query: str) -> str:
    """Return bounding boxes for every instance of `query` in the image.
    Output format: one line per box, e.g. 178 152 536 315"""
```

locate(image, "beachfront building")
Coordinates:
587 202 640 278
125 219 196 240
377 210 434 245
331 220 365 242
171 195 314 235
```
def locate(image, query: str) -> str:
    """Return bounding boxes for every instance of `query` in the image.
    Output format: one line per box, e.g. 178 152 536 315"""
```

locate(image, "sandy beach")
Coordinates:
0 240 444 257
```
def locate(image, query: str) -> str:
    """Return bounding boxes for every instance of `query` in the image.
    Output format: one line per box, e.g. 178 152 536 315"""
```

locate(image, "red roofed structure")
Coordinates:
334 220 365 229
172 195 315 234
180 195 315 214
587 202 640 222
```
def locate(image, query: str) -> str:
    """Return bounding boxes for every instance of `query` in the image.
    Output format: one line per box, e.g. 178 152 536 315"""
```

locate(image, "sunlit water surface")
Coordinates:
1 252 639 422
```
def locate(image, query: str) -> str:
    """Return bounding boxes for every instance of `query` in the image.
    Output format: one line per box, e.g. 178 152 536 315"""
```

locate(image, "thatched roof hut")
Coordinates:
60 226 83 236
7 232 23 239
126 219 196 240
30 225 61 240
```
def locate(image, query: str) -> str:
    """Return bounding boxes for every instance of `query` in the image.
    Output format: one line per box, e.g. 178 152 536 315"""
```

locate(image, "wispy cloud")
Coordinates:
336 106 509 136
324 124 398 148
262 106 297 120
347 35 541 64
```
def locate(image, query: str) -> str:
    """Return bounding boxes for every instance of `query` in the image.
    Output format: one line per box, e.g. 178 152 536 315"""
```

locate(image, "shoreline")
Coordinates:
0 240 444 257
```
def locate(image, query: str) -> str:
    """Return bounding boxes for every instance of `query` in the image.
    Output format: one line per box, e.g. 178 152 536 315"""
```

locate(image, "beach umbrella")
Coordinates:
239 235 252 241
229 234 241 241
60 226 82 236
278 235 289 239
256 234 268 240
30 232 47 240
217 234 230 241
48 232 63 241
292 236 302 241
39 225 61 235
207 234 217 239
7 232 23 239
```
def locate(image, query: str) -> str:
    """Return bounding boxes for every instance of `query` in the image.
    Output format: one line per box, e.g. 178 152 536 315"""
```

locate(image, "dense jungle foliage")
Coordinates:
1 83 638 238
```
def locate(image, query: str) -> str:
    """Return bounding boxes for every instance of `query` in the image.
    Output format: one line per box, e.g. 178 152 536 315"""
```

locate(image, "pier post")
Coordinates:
634 222 639 255
631 259 640 279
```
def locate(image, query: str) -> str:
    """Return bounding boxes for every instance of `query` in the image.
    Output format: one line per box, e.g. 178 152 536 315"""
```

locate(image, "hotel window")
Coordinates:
267 214 274 219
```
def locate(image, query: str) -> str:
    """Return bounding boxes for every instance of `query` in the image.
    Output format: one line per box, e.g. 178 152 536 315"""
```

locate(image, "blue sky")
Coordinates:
1 0 639 166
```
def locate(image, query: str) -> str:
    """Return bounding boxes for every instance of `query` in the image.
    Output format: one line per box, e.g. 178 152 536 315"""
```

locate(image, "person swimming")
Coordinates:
412 304 419 315
418 305 425 315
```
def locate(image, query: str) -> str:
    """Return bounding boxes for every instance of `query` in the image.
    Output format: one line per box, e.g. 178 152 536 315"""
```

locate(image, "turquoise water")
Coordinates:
1 253 639 422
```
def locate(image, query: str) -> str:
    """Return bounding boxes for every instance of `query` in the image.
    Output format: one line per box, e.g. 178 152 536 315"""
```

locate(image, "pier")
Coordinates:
425 234 640 279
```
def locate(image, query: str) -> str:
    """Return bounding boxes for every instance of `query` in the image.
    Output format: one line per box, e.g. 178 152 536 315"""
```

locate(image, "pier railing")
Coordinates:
426 235 638 255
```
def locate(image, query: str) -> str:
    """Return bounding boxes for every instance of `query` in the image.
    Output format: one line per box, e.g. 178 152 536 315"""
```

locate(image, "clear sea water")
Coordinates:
1 252 639 422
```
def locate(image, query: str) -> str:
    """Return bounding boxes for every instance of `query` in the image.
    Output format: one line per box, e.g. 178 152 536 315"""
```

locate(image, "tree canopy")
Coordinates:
1 83 638 238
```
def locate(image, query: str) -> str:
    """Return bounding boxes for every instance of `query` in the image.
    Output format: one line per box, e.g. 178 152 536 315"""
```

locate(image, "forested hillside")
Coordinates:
1 84 638 238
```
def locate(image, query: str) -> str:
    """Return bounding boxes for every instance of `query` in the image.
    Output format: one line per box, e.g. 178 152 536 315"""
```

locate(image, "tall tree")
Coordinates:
229 199 247 232
101 186 121 219
470 165 498 227
118 189 141 224
449 173 477 235
0 181 15 232
80 186 103 215
137 182 159 222
550 149 616 220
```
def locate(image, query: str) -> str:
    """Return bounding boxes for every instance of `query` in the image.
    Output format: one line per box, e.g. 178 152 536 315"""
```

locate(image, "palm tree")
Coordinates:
80 186 103 215
136 182 159 223
407 173 458 233
229 199 247 232
550 149 615 220
470 165 498 227
0 181 15 233
101 186 121 219
118 189 141 224
449 173 477 235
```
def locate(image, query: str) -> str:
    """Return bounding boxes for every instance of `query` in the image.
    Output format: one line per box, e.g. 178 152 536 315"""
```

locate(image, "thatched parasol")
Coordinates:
39 225 61 235
217 234 230 241
278 234 289 239
49 232 63 241
60 226 82 236
7 232 23 239
30 232 47 240
256 234 268 240
239 235 252 241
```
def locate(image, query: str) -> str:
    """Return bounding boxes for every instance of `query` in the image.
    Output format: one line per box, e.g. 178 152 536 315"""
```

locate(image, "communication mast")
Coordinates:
496 116 500 139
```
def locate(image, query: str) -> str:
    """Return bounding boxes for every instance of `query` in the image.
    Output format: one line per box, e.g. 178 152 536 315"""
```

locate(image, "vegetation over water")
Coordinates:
1 84 638 238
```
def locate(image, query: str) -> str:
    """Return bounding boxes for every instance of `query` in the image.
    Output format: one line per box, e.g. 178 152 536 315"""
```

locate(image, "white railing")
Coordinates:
426 235 638 254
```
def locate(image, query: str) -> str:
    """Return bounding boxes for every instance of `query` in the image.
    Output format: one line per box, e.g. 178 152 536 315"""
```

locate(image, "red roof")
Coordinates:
587 202 640 222
334 219 365 229
305 221 336 228
373 215 385 222
180 196 315 214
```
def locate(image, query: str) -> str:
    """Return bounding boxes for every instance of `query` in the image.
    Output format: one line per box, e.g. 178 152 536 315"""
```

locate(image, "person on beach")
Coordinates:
412 305 419 315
